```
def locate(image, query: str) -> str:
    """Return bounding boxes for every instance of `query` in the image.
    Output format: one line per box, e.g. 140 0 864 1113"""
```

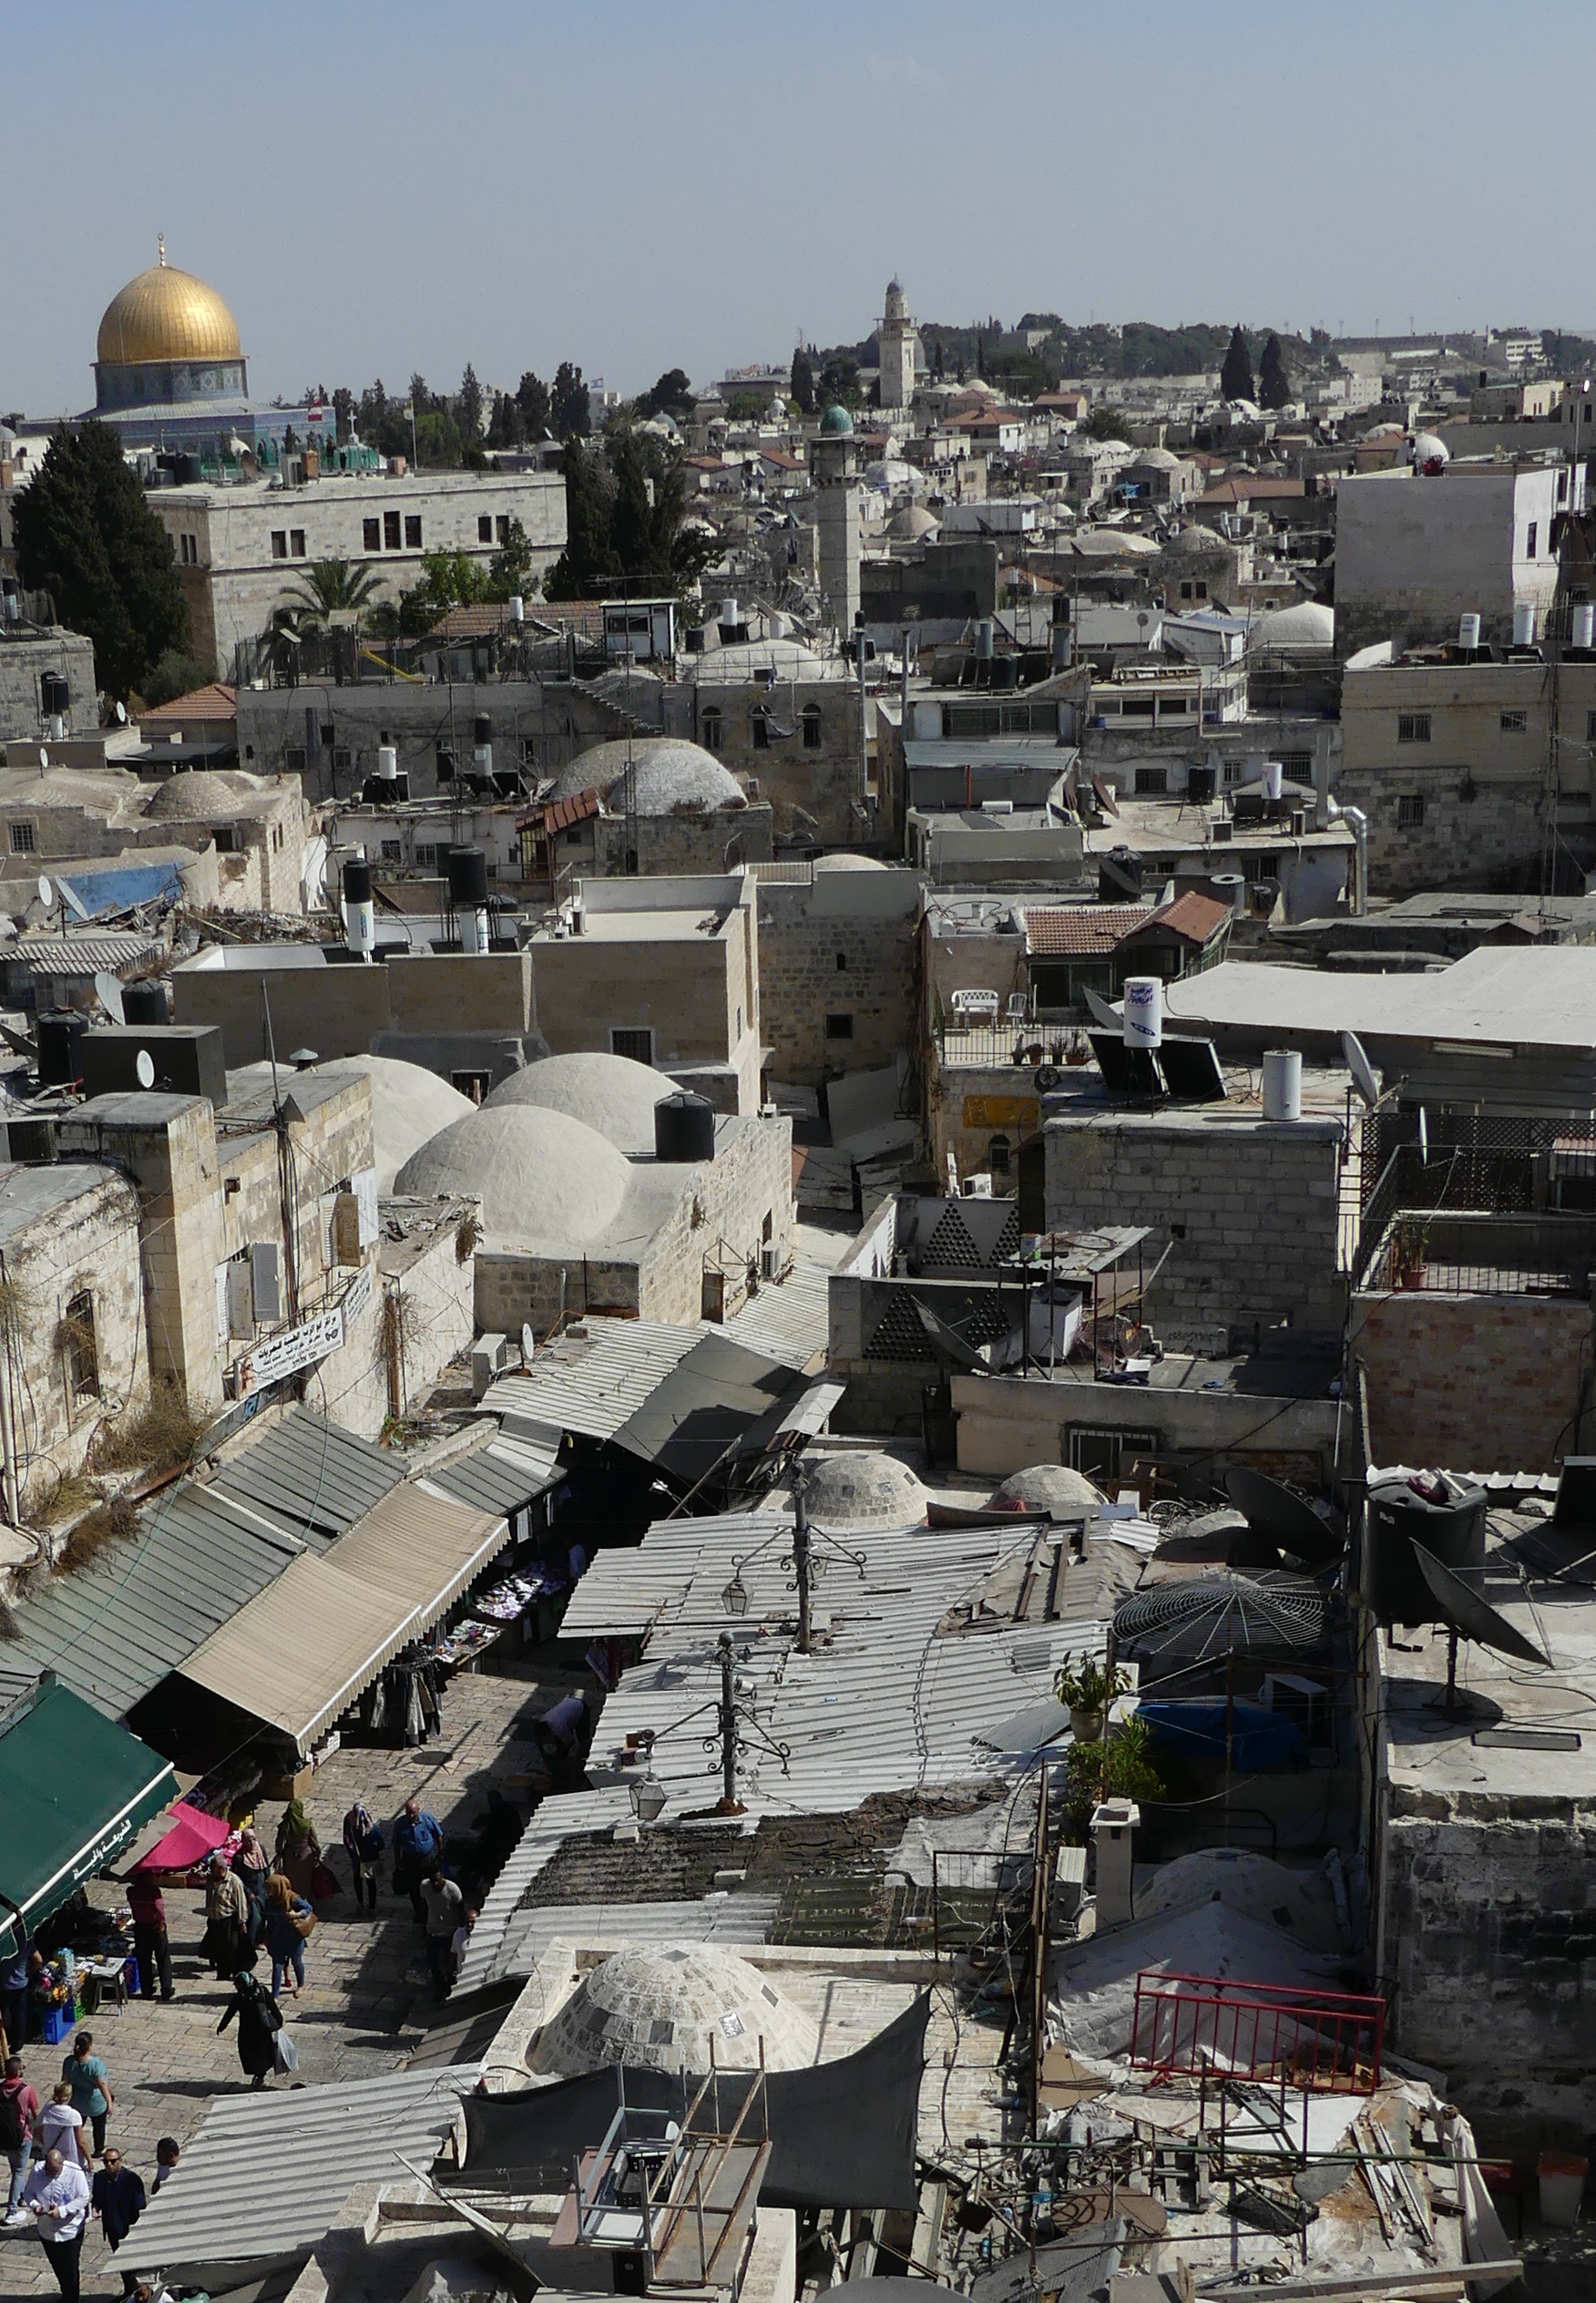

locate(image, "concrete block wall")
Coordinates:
1044 1113 1346 1348
475 1248 639 1338
638 1116 793 1328
384 1221 476 1417
757 878 919 1086
1351 1289 1591 1472
1335 763 1552 896
949 1368 1337 1486
0 632 98 740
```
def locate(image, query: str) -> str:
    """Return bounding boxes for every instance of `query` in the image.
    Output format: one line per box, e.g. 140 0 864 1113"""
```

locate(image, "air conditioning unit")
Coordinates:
760 1245 778 1280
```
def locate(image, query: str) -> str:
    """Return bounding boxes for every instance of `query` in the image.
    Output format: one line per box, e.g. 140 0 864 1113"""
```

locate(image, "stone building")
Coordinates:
875 278 923 412
687 640 868 850
811 406 862 636
517 737 773 885
1335 461 1581 660
0 628 97 739
0 760 314 915
755 857 921 1087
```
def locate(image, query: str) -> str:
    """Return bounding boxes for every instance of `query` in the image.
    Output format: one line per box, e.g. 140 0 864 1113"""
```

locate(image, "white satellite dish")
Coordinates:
520 1322 535 1365
1083 986 1122 1030
94 971 125 1025
36 874 52 912
1417 1106 1429 1164
1341 1029 1379 1109
135 1049 156 1089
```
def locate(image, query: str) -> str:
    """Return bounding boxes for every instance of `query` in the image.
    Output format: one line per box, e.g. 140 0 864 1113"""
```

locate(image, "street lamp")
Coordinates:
629 1773 668 1824
721 1568 750 1617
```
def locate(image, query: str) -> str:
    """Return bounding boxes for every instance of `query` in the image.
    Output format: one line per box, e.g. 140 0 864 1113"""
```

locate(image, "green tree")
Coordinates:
550 361 590 441
639 367 693 422
1221 322 1255 402
791 348 815 415
457 363 484 440
1063 1715 1165 1832
486 517 537 600
12 419 189 699
544 436 616 598
486 392 523 450
1258 332 1292 409
281 558 384 629
517 370 551 436
1081 405 1130 442
818 353 861 409
141 647 217 708
726 392 766 423
394 548 490 635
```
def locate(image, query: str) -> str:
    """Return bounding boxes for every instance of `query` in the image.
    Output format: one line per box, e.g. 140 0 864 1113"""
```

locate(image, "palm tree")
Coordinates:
281 558 384 629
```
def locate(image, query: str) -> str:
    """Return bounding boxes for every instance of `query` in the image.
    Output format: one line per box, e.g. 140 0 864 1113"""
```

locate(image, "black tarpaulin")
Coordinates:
456 1993 931 2211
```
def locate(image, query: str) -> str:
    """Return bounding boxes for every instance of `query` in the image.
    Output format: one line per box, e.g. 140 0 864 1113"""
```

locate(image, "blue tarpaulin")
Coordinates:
1138 1699 1304 1771
56 861 185 919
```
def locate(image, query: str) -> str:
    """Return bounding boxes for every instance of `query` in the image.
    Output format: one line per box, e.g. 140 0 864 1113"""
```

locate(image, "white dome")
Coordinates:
528 1946 820 2076
1248 601 1335 651
547 738 745 813
1164 525 1232 558
1410 432 1449 465
1130 445 1182 470
324 1056 476 1195
392 1104 630 1245
991 1464 1105 1513
484 1050 672 1153
813 851 888 873
887 502 941 541
804 1450 926 1530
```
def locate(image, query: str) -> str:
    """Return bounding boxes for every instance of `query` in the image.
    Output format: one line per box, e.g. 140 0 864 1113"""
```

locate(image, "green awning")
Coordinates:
0 1674 175 1955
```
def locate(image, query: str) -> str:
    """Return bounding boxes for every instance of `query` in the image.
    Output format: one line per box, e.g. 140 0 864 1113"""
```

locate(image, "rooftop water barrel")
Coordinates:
121 979 169 1026
1122 977 1163 1049
447 846 489 906
655 1091 717 1163
1366 1476 1488 1625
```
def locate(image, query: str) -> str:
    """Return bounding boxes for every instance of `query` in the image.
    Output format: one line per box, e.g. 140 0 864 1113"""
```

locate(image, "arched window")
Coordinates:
701 707 722 752
988 1134 1012 1177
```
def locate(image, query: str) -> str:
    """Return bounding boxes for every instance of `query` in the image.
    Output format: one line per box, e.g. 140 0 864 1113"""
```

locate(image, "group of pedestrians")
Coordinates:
1 2036 179 2302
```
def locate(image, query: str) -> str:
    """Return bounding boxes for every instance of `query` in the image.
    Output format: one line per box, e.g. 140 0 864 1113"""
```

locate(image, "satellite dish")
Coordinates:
135 1049 156 1090
94 971 126 1025
1413 1541 1550 1669
37 748 47 773
114 701 128 726
1083 986 1122 1030
1341 1029 1379 1109
1417 1106 1429 1164
520 1322 535 1365
1224 1466 1345 1566
36 875 51 912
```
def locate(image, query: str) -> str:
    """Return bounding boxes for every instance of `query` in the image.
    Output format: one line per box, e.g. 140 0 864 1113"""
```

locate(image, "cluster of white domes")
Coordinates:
484 1049 671 1154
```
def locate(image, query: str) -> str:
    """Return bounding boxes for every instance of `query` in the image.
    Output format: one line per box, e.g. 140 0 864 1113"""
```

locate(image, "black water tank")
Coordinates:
121 980 169 1027
174 455 202 486
36 1010 87 1088
39 671 69 719
1188 763 1216 804
342 858 373 906
1366 1478 1488 1624
472 714 492 749
435 746 455 783
447 846 489 906
1097 845 1144 902
655 1091 716 1163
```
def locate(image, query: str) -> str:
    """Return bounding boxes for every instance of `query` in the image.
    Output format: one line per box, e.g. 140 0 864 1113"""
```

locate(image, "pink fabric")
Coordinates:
130 1800 231 1875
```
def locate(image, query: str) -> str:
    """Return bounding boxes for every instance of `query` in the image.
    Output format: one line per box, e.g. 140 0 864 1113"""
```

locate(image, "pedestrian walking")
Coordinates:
21 2148 91 2303
262 1874 312 2001
60 2035 111 2158
420 1867 464 2002
0 1928 29 2055
151 2138 179 2194
391 1798 445 1924
37 2084 87 2173
216 1970 281 2090
91 2148 146 2298
272 1801 322 1899
2 2052 39 2224
203 1853 250 1980
230 1829 271 1946
126 1876 173 2004
342 1803 384 1916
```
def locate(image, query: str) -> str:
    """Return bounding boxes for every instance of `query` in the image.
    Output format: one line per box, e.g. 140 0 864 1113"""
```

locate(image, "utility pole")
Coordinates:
793 1476 812 1656
714 1632 743 1814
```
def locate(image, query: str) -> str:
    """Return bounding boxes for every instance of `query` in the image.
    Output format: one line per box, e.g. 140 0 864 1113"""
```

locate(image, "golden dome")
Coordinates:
97 251 242 367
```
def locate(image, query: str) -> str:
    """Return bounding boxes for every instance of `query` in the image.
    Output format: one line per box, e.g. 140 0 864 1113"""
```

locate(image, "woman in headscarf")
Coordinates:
217 1966 281 2089
202 1854 249 1981
272 1802 321 1899
230 1828 270 1944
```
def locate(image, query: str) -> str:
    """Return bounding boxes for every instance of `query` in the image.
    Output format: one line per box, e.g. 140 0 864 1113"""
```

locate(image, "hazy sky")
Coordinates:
8 0 1588 416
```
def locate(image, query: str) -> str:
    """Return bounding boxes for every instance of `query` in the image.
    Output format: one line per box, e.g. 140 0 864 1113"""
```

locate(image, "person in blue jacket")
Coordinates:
391 1798 445 1923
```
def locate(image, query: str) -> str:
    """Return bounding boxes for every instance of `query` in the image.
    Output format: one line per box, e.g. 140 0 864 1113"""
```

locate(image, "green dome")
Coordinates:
818 404 854 435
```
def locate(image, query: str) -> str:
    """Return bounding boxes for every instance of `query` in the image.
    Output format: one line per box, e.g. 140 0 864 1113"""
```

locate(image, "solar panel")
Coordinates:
1088 1031 1165 1097
1157 1035 1228 1101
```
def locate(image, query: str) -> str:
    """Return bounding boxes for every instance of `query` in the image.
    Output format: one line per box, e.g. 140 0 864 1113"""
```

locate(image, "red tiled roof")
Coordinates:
1130 891 1232 946
520 786 600 834
1196 476 1305 506
1025 904 1151 957
139 682 236 727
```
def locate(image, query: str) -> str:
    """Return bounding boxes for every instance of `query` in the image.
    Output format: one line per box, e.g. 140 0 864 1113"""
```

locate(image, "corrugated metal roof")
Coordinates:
723 1262 832 1370
209 1407 404 1543
480 1318 705 1440
426 1429 563 1517
16 932 165 977
8 1482 303 1720
496 1893 781 1976
127 2064 476 2273
454 1788 632 1994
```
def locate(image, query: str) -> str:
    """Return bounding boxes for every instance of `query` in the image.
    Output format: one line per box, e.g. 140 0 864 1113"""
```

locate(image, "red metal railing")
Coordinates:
1129 1970 1385 2094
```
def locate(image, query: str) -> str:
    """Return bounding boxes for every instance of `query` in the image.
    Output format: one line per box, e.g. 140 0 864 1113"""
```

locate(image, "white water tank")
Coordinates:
1122 976 1163 1049
1513 600 1537 647
720 598 740 627
509 594 525 624
1264 761 1284 800
1458 611 1481 650
375 744 399 783
1575 604 1596 650
1262 1048 1303 1121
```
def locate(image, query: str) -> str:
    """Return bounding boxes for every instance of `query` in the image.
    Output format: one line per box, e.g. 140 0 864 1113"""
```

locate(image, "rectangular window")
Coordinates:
290 528 306 558
271 530 287 559
404 515 423 549
384 510 402 550
478 515 494 544
1587 710 1596 742
179 532 199 565
610 1027 655 1064
211 825 241 855
7 822 34 854
1223 760 1243 787
803 708 823 750
1500 709 1529 732
61 1290 98 1401
1067 1425 1158 1483
1134 768 1168 794
1157 696 1189 716
1397 794 1426 830
416 844 439 870
1396 712 1431 743
1120 698 1156 720
1527 522 1538 558
496 516 511 544
381 839 401 861
752 712 770 749
825 1012 854 1040
363 518 381 552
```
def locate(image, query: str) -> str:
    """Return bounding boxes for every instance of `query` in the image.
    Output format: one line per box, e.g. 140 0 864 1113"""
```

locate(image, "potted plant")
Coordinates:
1055 1652 1131 1744
1391 1219 1430 1290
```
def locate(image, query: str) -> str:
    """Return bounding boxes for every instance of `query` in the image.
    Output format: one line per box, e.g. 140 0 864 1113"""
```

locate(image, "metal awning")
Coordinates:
0 1674 174 1955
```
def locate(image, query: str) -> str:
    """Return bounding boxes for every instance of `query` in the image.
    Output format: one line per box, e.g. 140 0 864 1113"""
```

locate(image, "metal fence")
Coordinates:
1129 1970 1385 2093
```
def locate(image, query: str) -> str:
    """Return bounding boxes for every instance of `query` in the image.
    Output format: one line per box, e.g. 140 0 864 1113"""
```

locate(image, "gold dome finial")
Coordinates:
157 234 166 266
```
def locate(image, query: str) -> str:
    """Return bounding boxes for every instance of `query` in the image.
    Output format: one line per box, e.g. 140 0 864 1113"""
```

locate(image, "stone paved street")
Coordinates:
0 1642 588 2302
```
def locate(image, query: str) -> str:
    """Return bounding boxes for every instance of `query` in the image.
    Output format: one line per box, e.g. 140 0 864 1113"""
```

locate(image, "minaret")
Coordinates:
877 278 919 412
811 405 861 636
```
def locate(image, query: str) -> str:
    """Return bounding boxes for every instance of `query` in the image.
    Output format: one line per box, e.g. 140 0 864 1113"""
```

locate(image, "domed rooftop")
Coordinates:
1248 600 1335 651
484 1051 671 1153
142 769 263 821
819 404 855 435
887 502 941 541
1130 445 1182 469
528 1946 820 2077
813 851 888 873
323 1056 476 1195
547 738 745 813
97 253 242 366
803 1450 926 1530
991 1464 1105 1514
392 1104 630 1246
1164 525 1233 558
1410 431 1450 466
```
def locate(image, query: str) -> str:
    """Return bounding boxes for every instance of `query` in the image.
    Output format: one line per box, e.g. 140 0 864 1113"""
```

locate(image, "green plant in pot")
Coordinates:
1054 1651 1131 1743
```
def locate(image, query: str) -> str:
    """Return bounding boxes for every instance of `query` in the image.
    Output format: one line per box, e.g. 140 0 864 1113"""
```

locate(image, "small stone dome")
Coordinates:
1248 601 1335 651
546 738 745 813
484 1050 672 1153
803 1450 926 1530
392 1104 630 1245
143 769 258 821
819 404 855 435
324 1056 476 1194
1163 525 1233 558
813 851 888 872
991 1464 1105 1514
887 502 941 541
528 1945 820 2076
1130 445 1182 470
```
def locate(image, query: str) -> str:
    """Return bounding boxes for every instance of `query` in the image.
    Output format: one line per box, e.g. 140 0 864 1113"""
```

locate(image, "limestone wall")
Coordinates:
1350 1287 1592 1472
756 872 919 1085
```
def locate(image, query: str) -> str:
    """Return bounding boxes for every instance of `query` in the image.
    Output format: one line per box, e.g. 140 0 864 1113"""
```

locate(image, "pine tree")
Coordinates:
1221 324 1254 403
1258 333 1291 409
458 363 484 438
516 371 551 437
791 348 815 415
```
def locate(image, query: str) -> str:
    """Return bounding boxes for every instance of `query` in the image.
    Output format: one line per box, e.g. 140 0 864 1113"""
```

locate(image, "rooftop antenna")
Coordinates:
1414 1540 1550 1715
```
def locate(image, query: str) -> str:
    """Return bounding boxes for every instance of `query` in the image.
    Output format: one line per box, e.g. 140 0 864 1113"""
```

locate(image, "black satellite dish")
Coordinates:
1412 1540 1550 1714
1224 1467 1345 1567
